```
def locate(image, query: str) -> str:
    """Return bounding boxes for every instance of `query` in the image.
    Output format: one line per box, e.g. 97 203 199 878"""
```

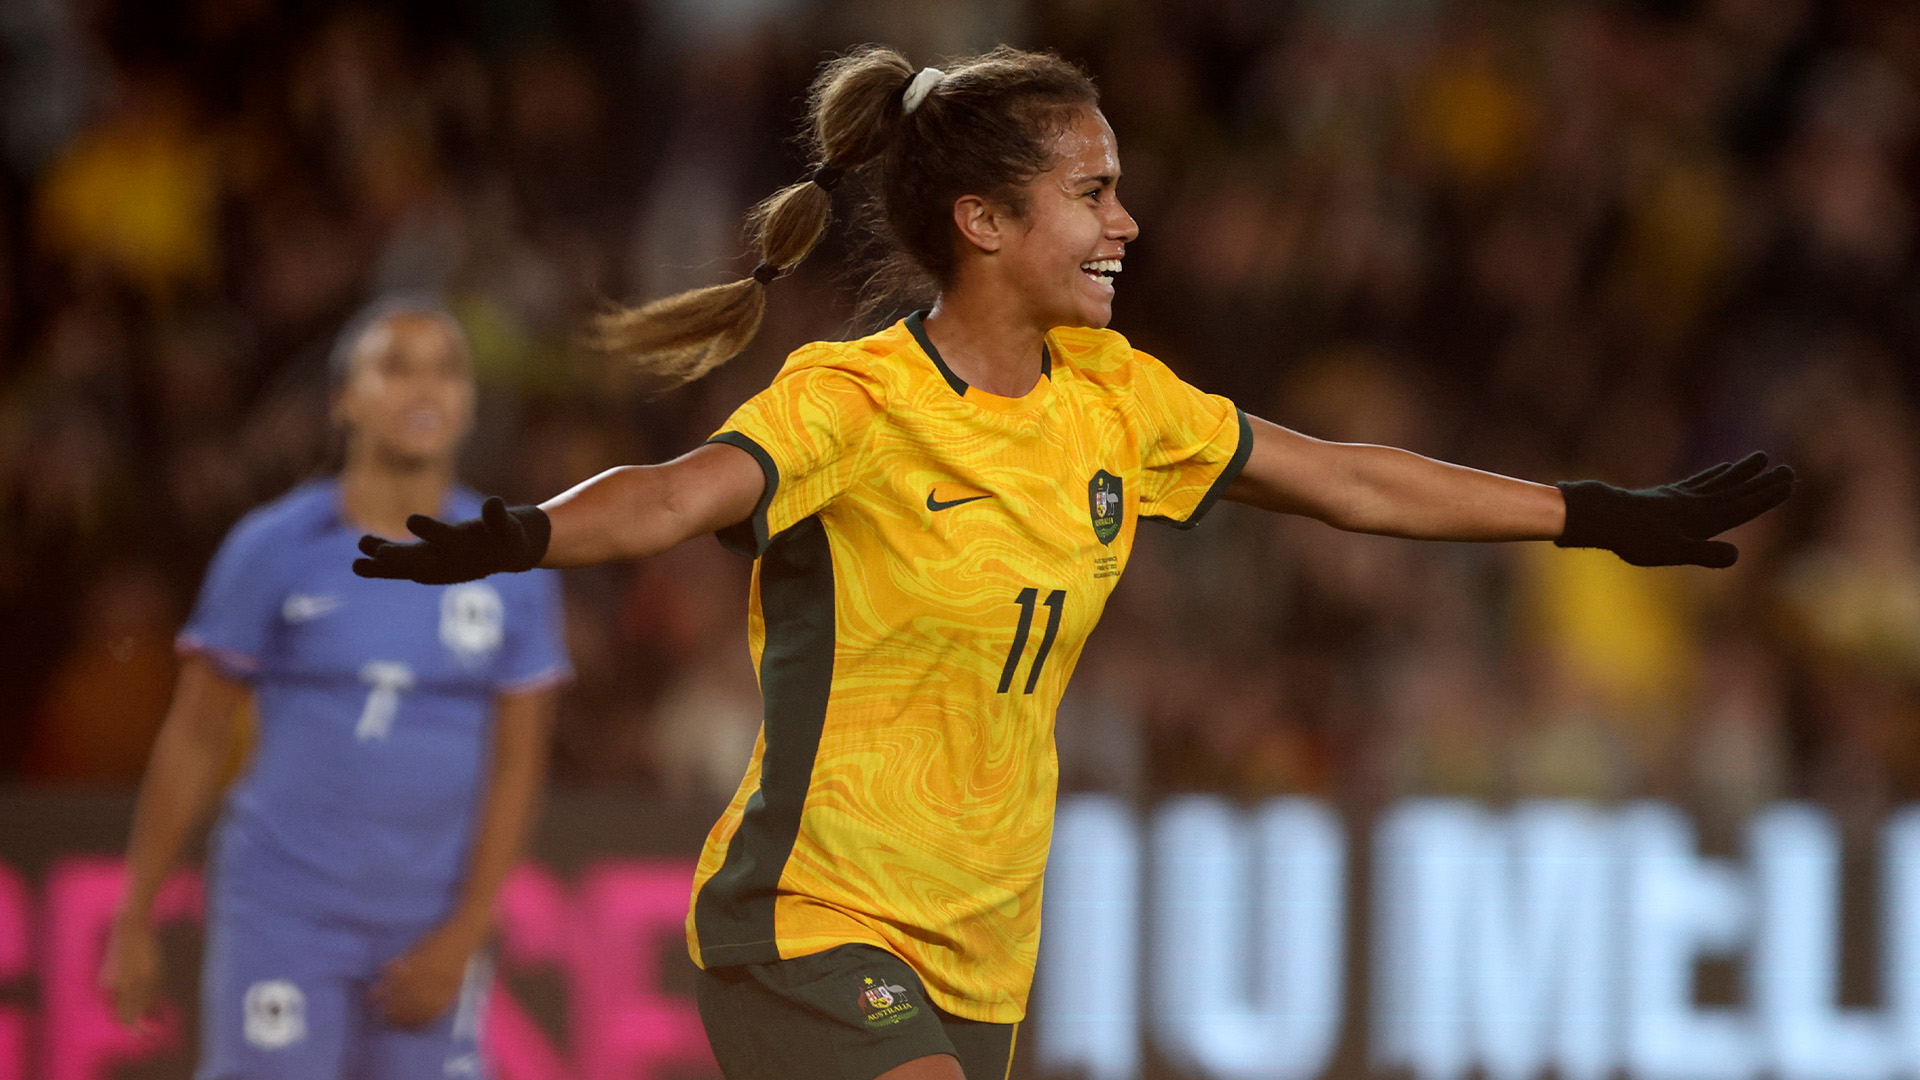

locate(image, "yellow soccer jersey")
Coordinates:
688 311 1249 1022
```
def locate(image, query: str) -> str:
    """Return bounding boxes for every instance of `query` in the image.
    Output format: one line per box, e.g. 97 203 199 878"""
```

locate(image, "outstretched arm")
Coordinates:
354 442 766 583
1224 415 1565 541
539 442 765 566
1224 414 1792 566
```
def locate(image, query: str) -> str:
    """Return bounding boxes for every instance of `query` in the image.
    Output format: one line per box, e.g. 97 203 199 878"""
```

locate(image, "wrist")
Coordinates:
506 504 551 571
439 903 496 945
111 903 156 932
1552 479 1618 549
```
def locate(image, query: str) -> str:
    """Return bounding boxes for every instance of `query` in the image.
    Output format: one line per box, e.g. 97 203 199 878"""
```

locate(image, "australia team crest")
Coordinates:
1088 470 1122 545
858 976 919 1027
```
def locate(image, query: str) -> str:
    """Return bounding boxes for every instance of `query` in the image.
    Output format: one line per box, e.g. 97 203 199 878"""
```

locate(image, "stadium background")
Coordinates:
1 0 1918 1077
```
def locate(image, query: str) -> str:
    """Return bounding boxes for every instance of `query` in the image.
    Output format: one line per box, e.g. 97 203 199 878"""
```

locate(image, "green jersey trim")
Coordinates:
709 431 779 558
1143 407 1254 530
905 310 1050 399
693 514 837 965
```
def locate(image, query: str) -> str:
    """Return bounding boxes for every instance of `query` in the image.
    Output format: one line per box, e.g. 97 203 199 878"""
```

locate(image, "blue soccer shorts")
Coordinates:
196 894 491 1080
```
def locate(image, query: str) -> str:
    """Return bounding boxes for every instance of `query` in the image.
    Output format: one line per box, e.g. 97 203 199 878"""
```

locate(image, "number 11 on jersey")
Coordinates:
997 588 1065 695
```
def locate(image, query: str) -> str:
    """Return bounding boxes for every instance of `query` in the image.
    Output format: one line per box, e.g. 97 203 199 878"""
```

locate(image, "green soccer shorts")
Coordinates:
695 943 1017 1080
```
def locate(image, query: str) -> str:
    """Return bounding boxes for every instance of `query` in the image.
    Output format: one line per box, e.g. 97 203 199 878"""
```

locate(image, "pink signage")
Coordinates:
491 863 713 1080
0 865 31 1080
3 856 717 1080
44 859 200 1080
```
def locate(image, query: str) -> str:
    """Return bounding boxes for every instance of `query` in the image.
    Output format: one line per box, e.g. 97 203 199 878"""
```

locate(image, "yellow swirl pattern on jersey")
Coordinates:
688 313 1249 1022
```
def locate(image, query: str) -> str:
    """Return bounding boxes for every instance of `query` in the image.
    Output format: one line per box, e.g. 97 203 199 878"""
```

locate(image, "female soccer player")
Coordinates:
355 47 1791 1080
102 298 570 1079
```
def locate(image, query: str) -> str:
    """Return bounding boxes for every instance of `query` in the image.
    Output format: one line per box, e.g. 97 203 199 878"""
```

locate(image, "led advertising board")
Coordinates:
1 792 1910 1080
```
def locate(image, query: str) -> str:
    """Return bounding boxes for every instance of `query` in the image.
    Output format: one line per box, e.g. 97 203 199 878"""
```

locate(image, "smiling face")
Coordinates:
988 106 1139 330
334 312 475 471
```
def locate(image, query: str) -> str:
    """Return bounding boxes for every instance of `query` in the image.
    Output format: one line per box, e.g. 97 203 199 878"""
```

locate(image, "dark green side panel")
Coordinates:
693 515 836 965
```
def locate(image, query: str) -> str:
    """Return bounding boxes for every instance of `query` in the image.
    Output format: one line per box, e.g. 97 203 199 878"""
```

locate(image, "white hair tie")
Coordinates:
902 67 947 115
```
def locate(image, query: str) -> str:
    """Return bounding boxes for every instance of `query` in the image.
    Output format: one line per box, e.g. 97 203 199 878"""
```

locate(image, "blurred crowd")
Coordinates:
2 0 1917 836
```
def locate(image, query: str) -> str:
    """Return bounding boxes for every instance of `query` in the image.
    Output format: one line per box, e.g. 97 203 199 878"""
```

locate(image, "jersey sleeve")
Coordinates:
1130 349 1252 528
496 569 572 693
176 511 286 679
707 347 886 557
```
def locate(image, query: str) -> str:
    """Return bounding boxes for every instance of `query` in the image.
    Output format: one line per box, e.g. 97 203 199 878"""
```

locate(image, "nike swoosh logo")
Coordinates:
283 594 342 622
926 491 992 512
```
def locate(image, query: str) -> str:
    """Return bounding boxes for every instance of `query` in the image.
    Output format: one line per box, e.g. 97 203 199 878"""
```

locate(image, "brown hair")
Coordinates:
594 44 1098 388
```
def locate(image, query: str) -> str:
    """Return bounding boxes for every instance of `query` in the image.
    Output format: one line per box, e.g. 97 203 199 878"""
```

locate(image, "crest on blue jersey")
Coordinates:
440 583 504 664
1088 470 1122 545
243 980 307 1049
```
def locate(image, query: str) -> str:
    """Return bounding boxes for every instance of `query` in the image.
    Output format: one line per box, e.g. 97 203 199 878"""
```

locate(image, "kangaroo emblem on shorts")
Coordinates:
859 976 918 1026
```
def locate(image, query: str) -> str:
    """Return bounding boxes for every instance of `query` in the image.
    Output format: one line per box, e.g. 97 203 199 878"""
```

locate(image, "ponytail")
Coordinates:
595 47 916 388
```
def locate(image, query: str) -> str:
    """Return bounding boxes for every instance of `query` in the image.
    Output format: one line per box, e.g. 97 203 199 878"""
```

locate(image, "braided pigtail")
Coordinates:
594 46 916 388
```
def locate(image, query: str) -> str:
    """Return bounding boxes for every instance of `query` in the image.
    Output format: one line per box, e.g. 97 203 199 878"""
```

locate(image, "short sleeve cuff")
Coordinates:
176 633 261 680
708 431 780 558
497 665 574 694
1162 408 1253 530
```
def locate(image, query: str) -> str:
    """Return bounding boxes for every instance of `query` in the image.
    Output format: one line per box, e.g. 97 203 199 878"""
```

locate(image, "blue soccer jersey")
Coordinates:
179 480 570 926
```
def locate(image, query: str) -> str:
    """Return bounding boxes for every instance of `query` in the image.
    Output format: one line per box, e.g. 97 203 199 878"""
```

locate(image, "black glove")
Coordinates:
353 497 551 584
1555 452 1793 568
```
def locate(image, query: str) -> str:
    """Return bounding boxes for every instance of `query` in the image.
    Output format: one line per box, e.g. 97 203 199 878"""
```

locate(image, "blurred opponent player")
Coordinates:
356 47 1792 1080
100 296 570 1079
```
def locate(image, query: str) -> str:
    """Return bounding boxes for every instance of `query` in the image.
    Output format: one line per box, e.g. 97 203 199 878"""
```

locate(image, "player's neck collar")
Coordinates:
905 310 1051 400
